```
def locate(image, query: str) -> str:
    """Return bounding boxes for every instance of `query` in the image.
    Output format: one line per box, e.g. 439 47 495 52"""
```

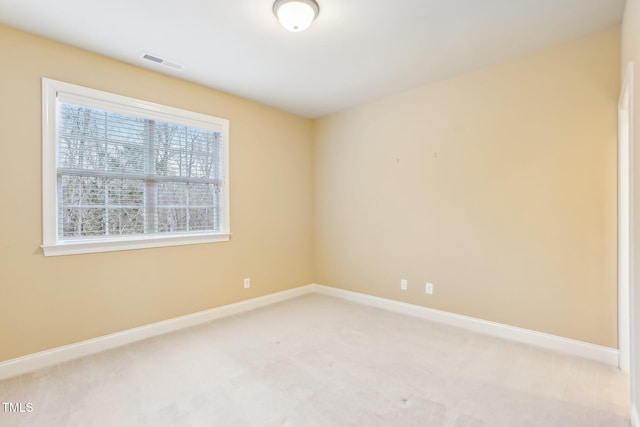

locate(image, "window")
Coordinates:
42 78 230 256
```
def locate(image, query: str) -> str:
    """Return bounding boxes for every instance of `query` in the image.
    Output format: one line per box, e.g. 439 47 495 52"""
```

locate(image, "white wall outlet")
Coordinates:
426 282 433 294
400 279 408 290
244 278 250 289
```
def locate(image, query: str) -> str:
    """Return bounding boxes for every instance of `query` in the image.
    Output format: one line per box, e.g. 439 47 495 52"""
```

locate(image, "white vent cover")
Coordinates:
139 52 184 70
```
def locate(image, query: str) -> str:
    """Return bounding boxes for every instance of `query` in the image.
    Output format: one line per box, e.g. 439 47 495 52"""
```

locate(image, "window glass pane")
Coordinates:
157 181 187 206
61 207 80 237
58 104 146 174
189 208 214 231
57 104 223 240
157 207 188 233
60 176 145 239
154 123 221 180
107 179 145 206
108 208 145 235
77 208 106 237
61 175 105 207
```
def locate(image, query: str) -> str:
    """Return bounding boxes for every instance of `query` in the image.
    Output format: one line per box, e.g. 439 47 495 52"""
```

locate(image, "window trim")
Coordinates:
42 78 230 256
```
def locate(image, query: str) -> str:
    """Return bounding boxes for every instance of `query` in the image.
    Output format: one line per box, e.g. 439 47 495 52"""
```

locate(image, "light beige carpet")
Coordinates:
0 294 630 426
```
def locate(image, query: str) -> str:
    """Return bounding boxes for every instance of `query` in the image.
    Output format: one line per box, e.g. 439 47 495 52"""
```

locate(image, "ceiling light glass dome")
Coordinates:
273 0 319 32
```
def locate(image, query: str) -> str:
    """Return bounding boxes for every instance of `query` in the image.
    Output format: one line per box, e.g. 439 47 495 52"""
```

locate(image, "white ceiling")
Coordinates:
0 0 626 118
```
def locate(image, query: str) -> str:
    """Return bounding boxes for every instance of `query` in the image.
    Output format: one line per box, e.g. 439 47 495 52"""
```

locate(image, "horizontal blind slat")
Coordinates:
58 168 223 185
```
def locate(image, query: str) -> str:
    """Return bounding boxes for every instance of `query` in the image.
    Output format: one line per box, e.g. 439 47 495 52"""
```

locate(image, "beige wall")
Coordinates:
622 0 640 420
0 24 314 362
314 27 620 347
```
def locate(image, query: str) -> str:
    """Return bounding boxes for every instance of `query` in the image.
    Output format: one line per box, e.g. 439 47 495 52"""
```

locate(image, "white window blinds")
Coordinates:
42 79 230 256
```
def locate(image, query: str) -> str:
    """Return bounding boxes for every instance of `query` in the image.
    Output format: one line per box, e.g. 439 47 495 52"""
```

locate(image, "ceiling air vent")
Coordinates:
139 52 184 70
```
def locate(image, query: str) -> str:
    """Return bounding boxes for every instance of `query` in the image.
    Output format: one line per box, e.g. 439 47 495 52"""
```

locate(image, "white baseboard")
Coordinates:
0 283 619 381
0 285 315 381
311 284 619 367
632 404 639 427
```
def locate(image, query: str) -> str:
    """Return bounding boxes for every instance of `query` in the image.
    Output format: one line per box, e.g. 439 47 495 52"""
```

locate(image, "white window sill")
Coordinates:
42 232 230 256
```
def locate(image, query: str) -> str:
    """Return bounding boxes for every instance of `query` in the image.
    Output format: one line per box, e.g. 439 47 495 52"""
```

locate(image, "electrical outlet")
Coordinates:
244 278 250 289
425 282 433 294
400 279 408 290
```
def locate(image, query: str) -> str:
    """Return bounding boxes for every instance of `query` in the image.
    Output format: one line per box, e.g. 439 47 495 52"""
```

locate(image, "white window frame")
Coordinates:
42 78 230 256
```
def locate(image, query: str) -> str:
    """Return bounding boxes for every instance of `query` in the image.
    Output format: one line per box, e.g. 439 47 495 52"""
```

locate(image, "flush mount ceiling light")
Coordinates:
273 0 319 32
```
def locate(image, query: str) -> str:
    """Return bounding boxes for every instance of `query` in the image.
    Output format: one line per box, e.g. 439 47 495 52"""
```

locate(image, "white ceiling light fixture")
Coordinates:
273 0 319 32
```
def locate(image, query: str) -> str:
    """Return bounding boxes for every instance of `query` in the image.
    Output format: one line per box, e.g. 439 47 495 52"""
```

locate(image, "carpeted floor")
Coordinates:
0 294 630 426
